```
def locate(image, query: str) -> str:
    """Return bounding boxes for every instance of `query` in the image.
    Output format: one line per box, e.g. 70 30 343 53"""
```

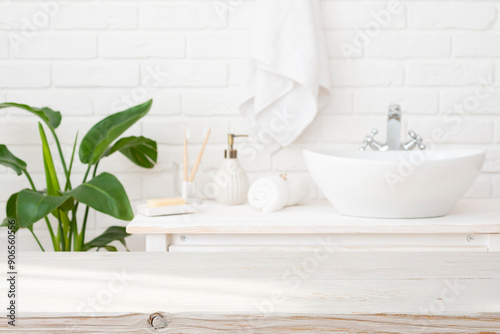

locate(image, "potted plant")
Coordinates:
0 100 156 251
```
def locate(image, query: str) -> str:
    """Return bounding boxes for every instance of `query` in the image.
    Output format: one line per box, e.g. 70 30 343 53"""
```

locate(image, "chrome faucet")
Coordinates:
360 104 426 151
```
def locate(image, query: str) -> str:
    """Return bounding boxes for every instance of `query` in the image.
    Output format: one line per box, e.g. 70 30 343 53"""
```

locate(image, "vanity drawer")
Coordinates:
169 246 488 252
167 234 495 252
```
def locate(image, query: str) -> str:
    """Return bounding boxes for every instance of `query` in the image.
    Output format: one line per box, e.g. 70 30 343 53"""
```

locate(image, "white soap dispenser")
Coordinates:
214 134 249 205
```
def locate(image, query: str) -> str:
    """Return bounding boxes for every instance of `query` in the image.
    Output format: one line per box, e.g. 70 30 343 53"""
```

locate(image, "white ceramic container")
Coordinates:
214 159 249 205
303 148 485 218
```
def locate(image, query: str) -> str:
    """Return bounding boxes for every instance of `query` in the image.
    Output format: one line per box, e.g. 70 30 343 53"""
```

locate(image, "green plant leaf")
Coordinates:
59 198 75 212
0 218 20 233
79 100 153 165
64 132 78 191
0 145 27 175
105 136 157 169
1 193 20 233
0 218 17 230
39 123 61 196
66 173 133 221
0 103 61 129
6 192 18 220
16 189 72 228
99 245 118 252
82 226 130 252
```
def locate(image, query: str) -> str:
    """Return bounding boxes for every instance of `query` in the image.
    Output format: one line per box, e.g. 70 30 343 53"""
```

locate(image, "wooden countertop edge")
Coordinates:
126 225 500 234
2 312 500 333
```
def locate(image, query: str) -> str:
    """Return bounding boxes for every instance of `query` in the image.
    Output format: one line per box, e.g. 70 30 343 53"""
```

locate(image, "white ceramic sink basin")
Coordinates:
303 149 485 218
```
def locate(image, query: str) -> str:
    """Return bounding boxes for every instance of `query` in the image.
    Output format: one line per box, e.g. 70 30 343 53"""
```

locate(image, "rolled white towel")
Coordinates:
286 178 310 207
248 176 309 212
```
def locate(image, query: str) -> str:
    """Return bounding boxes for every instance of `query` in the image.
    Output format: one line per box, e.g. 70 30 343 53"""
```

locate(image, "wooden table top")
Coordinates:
7 251 500 314
2 252 499 332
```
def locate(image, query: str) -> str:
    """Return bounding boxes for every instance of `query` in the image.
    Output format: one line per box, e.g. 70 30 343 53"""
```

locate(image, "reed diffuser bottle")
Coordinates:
214 134 249 205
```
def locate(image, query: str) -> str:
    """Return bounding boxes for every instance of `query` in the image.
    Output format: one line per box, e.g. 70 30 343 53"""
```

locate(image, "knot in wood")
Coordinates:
148 312 167 330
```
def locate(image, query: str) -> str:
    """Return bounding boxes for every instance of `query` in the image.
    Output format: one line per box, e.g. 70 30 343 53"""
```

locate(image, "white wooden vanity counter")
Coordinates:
2 252 499 333
127 199 500 252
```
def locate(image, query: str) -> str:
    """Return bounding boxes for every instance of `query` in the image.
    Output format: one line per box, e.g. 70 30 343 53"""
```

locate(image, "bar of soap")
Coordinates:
138 204 197 217
147 197 186 208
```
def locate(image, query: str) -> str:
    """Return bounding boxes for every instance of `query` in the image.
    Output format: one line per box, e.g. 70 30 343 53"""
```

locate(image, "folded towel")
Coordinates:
240 0 331 153
248 176 309 212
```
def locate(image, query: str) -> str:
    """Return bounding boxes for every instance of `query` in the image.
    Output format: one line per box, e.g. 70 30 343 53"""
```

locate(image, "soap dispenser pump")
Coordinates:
214 134 249 205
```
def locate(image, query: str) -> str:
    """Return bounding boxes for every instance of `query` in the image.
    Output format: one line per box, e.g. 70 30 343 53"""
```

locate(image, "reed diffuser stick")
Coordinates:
189 128 211 182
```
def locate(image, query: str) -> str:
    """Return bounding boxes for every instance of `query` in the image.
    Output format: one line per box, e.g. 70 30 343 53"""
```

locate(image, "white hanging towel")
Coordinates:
240 0 331 153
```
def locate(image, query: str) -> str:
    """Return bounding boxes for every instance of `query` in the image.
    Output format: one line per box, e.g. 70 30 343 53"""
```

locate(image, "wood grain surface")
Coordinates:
3 313 500 333
1 252 499 332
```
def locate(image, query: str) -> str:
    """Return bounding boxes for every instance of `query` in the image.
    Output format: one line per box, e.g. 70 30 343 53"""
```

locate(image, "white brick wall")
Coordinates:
321 2 405 30
408 3 496 30
0 5 51 30
0 63 50 87
140 4 225 30
407 61 493 86
140 62 227 87
0 0 499 251
12 34 97 59
99 34 185 59
188 33 246 58
365 34 451 58
330 60 404 86
53 5 137 30
0 35 8 58
455 34 500 58
53 62 139 87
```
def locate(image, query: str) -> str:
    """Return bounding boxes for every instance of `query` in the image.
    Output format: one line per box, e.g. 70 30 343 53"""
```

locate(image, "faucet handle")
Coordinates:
407 130 426 150
360 128 379 151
